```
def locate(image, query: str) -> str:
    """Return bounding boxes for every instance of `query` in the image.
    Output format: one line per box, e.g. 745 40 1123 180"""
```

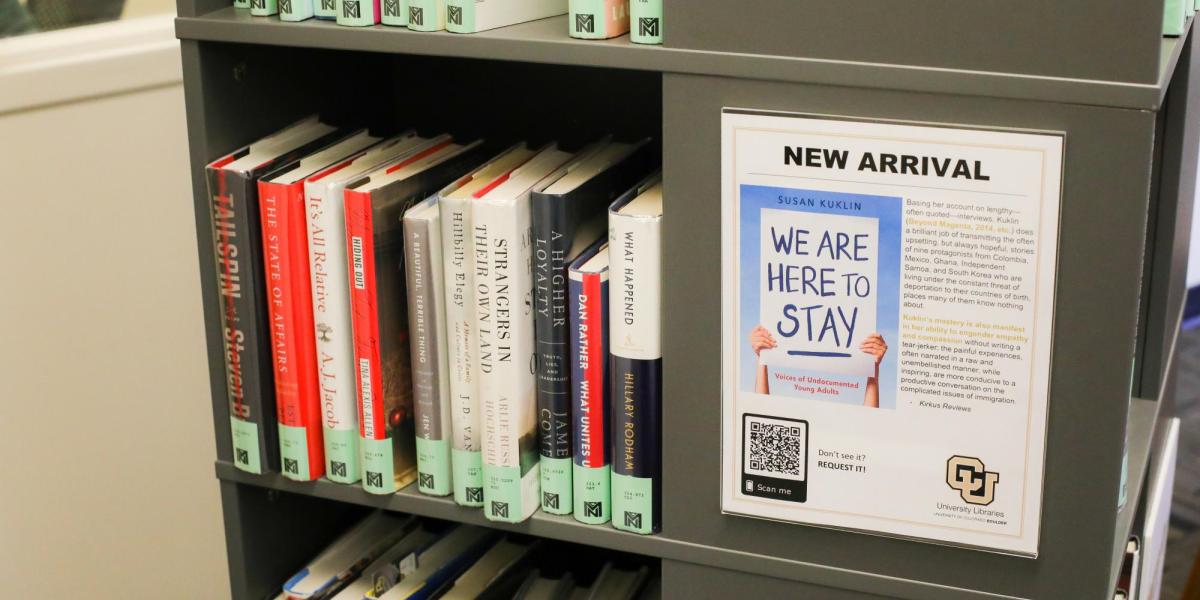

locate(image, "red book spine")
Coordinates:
579 271 607 469
287 183 324 479
345 190 385 442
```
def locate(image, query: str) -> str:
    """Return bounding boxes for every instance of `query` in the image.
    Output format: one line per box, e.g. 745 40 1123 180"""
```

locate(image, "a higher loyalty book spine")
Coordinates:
381 0 409 26
405 205 453 496
259 180 325 481
570 251 610 524
475 198 541 523
207 166 279 475
608 199 662 535
439 193 485 506
337 0 381 26
629 0 661 44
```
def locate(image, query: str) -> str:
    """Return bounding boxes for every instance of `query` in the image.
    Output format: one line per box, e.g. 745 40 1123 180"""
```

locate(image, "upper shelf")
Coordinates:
176 8 1192 111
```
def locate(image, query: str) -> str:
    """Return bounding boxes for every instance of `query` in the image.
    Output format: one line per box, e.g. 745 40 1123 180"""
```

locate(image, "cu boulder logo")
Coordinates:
946 455 999 506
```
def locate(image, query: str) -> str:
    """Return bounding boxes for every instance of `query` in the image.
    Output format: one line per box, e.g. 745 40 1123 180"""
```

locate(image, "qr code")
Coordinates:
744 415 807 481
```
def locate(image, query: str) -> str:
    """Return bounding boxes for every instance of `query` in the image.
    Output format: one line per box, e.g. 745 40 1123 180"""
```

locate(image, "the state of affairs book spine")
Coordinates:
568 0 629 39
249 0 280 16
406 0 445 31
259 179 325 481
405 203 453 496
570 245 610 525
336 0 382 26
475 197 541 523
206 165 280 475
628 0 661 44
608 179 662 535
381 0 409 26
314 0 338 18
439 193 486 507
280 0 316 21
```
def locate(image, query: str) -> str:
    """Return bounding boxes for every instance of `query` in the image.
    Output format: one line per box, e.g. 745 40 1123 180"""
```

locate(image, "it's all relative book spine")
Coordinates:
570 241 611 524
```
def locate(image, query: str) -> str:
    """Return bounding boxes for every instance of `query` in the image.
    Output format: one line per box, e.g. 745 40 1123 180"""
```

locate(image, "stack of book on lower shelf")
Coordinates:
205 117 663 535
275 511 657 600
230 0 663 44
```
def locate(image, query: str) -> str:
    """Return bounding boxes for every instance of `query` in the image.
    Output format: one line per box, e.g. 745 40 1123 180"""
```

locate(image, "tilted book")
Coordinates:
531 138 654 515
314 0 338 18
628 0 660 44
406 0 446 31
381 0 409 26
569 240 611 524
279 0 316 21
305 132 430 484
445 0 566 33
346 137 492 495
259 130 379 481
329 523 442 600
608 173 663 534
250 0 279 16
568 0 629 40
336 0 381 26
404 197 453 496
205 116 342 475
376 526 500 600
437 144 539 507
283 512 417 600
475 144 577 523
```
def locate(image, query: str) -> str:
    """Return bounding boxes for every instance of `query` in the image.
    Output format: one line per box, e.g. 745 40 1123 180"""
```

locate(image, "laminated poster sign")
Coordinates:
720 109 1063 557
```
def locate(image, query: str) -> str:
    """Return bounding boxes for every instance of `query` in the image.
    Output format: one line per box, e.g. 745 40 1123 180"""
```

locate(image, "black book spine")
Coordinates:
531 192 575 462
206 166 279 474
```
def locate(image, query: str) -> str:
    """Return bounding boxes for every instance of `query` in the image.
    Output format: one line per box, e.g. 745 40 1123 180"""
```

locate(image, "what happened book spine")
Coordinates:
440 194 486 506
628 0 661 44
207 166 279 475
570 249 610 524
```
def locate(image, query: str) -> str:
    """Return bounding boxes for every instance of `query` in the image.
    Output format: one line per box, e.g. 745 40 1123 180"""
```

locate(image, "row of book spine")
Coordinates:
205 118 663 536
232 0 664 44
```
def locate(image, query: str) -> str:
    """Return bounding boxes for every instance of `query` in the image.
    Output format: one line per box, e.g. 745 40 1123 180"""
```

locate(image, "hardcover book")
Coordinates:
329 523 443 600
568 241 611 524
259 130 380 481
205 116 342 475
382 0 409 26
407 0 445 30
404 196 453 496
568 0 629 40
475 144 577 523
315 0 338 18
440 538 542 599
437 145 539 507
306 131 431 484
375 526 500 600
250 0 279 16
280 0 316 20
607 174 663 534
282 512 417 599
628 0 660 44
445 0 566 33
337 0 381 26
531 138 654 515
346 137 492 495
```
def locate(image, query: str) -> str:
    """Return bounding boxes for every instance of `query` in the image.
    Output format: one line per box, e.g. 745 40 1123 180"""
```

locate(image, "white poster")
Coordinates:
720 109 1063 557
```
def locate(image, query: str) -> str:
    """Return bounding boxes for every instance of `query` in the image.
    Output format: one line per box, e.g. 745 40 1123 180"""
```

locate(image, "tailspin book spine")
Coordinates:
568 0 629 40
381 0 409 26
405 205 454 496
260 180 325 481
608 194 662 534
406 0 446 31
207 166 279 475
250 0 279 15
570 250 611 524
279 0 316 21
314 0 338 18
476 198 541 523
628 0 661 44
337 0 381 26
440 194 486 506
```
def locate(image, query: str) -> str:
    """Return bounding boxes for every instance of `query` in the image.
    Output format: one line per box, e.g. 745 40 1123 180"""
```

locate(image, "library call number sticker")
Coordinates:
720 109 1063 557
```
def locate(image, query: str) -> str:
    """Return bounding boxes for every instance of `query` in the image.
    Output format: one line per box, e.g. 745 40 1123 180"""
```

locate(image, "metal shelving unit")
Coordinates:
177 0 1199 597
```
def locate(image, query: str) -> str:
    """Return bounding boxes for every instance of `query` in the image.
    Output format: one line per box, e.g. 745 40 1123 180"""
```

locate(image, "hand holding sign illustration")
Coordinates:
751 325 887 408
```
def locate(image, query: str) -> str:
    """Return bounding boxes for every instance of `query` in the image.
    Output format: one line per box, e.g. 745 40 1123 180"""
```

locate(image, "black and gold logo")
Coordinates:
946 455 999 506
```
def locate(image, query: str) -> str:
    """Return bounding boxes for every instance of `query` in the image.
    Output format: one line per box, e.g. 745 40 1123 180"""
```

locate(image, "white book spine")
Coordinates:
440 193 487 506
474 196 540 523
449 0 566 32
305 177 361 484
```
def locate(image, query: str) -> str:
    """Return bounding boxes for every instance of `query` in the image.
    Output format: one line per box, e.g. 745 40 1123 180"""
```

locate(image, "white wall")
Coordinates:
0 17 229 599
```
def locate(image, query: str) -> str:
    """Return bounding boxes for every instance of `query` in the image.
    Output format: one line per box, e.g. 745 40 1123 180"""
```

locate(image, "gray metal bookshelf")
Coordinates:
176 0 1199 597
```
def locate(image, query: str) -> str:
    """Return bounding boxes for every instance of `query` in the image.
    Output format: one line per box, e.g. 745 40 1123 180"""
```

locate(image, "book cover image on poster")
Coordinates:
738 186 901 410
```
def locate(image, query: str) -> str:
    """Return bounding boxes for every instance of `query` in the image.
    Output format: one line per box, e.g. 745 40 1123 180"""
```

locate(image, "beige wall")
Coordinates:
0 27 229 600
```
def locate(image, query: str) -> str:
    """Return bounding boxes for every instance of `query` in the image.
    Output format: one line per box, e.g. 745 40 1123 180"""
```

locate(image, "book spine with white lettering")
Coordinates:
608 177 662 534
628 0 661 44
475 197 541 523
406 0 445 30
279 0 316 21
259 179 325 481
439 193 486 507
405 199 453 496
570 243 610 524
336 0 381 26
249 0 279 15
314 0 338 18
205 166 280 475
568 0 628 39
381 0 409 26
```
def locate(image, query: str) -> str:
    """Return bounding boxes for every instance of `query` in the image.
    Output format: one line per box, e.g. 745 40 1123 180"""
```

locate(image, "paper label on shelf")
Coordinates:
279 424 311 481
452 448 485 506
611 472 654 534
721 109 1063 557
361 437 397 495
324 427 362 484
230 417 262 475
539 456 573 515
573 463 611 524
415 437 452 496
